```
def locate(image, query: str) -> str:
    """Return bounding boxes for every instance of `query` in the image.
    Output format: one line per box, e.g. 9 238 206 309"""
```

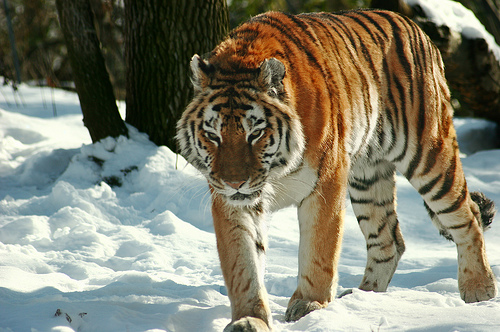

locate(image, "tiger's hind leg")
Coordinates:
348 159 405 292
397 135 497 303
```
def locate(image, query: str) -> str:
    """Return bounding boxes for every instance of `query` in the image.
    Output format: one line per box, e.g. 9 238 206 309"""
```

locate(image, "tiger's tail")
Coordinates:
470 191 496 231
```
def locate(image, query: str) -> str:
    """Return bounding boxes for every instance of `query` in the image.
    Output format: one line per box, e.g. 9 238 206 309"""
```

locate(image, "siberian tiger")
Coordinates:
176 9 497 331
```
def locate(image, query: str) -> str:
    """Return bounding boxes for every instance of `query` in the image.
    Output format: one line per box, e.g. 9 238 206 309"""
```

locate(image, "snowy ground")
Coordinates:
0 79 499 332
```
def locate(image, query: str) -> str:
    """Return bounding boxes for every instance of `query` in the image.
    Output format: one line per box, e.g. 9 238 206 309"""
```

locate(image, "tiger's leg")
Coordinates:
348 159 405 292
211 195 271 331
398 137 497 303
285 173 346 322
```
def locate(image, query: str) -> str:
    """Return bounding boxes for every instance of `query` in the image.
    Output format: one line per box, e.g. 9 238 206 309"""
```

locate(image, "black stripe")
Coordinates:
409 22 428 177
275 117 283 153
352 194 393 207
229 27 260 41
431 155 457 201
268 133 275 147
357 215 370 223
376 116 386 149
185 99 205 116
263 106 274 118
284 129 291 152
211 103 226 112
447 219 473 230
421 139 444 175
404 145 422 180
368 218 391 239
404 27 426 180
418 173 443 196
346 13 385 84
383 60 398 154
435 186 467 215
189 121 197 146
380 12 413 78
367 242 380 250
349 12 384 47
208 95 218 104
355 10 390 41
374 255 395 264
196 106 206 119
351 197 374 204
390 76 409 162
373 198 394 207
239 104 253 111
350 178 372 191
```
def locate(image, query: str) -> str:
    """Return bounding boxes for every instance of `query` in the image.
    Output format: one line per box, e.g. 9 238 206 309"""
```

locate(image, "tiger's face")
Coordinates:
177 55 305 206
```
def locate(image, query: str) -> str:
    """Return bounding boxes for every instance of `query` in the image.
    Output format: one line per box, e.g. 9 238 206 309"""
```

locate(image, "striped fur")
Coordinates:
176 9 497 331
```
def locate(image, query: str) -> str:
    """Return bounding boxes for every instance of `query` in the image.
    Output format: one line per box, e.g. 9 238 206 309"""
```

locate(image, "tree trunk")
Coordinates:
124 0 229 151
56 0 128 143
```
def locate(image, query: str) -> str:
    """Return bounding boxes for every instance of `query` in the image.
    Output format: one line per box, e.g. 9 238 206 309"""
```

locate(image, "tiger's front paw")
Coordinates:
284 299 323 322
224 317 270 332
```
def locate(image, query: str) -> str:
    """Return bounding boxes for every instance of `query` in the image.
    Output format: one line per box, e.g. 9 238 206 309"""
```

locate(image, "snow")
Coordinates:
407 0 500 61
0 80 499 332
2 4 500 327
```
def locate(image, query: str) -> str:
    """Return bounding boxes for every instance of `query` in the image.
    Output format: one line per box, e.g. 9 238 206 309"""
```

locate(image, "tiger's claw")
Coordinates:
284 299 323 322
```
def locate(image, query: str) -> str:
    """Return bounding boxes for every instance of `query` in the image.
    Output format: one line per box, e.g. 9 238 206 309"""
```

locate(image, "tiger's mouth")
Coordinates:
227 190 262 206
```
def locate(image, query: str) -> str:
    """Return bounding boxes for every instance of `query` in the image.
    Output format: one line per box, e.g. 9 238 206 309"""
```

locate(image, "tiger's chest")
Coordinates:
268 161 319 211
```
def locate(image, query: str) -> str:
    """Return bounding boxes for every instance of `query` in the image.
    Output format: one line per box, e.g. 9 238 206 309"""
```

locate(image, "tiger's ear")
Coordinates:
190 54 214 92
258 58 286 98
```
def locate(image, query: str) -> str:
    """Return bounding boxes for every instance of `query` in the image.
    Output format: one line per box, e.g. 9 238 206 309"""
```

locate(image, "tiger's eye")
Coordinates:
248 129 263 143
206 132 219 141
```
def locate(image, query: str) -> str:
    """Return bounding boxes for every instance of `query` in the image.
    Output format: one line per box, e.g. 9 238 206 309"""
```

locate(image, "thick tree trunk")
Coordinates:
56 0 128 143
124 0 229 151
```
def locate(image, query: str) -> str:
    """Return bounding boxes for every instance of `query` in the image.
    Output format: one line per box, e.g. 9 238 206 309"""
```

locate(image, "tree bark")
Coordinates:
56 0 128 143
124 0 229 151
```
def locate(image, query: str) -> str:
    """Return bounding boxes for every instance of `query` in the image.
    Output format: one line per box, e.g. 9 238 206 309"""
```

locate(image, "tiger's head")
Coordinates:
176 55 305 207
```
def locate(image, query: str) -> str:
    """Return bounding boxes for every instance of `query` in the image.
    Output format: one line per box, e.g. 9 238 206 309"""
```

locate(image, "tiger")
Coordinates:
176 9 497 331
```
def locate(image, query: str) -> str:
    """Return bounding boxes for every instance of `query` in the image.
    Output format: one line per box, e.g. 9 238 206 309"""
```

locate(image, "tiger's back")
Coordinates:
177 10 496 331
208 10 451 167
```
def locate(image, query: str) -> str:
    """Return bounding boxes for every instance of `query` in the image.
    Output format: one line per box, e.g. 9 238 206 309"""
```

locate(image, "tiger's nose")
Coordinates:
224 180 246 190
